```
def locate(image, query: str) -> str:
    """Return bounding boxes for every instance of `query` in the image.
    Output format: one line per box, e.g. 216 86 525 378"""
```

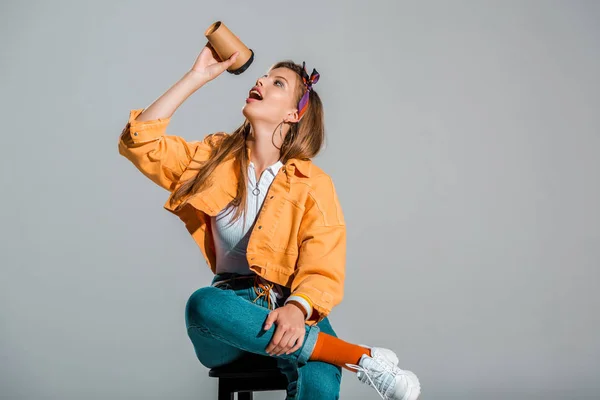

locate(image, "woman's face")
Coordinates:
242 67 301 125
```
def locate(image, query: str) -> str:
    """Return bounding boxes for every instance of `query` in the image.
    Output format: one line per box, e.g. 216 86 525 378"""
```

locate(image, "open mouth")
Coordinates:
248 89 263 101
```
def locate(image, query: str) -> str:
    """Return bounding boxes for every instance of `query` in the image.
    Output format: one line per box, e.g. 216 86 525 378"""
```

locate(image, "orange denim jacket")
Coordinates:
118 108 346 325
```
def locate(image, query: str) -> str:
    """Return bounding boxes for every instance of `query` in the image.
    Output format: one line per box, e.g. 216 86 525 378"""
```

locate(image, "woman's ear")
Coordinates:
285 109 300 124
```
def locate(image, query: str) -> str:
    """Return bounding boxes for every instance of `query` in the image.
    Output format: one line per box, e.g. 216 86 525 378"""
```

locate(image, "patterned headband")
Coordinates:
297 61 320 120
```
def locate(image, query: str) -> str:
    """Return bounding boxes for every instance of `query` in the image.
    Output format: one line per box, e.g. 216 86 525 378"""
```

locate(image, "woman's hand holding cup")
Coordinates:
188 43 239 83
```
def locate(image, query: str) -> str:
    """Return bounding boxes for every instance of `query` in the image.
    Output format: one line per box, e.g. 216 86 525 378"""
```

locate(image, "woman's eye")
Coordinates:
275 80 283 87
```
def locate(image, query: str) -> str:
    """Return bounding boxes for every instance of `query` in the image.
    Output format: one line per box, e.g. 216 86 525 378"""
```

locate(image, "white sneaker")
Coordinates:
358 344 400 366
346 353 421 400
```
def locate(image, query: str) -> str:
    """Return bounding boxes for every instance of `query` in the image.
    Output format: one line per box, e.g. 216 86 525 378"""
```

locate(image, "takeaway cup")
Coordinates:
205 21 254 75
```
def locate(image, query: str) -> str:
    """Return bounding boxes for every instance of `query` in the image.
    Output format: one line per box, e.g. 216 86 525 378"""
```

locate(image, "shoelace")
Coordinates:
345 357 398 400
252 275 276 310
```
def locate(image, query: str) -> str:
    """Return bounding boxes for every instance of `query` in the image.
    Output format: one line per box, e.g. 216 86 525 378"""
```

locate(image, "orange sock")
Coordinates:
308 332 372 371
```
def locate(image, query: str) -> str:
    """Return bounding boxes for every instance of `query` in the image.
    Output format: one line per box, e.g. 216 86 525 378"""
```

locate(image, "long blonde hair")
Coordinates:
169 60 325 226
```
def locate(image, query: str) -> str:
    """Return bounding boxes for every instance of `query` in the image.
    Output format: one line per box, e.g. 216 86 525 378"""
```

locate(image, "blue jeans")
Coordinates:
185 272 342 399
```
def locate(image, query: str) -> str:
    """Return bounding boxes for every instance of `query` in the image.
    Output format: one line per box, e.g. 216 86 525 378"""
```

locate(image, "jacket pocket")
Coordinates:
266 197 304 254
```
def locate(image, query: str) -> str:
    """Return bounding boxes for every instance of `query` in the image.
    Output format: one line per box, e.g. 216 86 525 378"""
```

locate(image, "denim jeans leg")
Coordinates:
276 316 342 400
186 327 247 369
185 285 320 366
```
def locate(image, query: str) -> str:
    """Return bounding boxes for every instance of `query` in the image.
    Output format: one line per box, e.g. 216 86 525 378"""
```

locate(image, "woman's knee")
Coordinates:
185 286 223 329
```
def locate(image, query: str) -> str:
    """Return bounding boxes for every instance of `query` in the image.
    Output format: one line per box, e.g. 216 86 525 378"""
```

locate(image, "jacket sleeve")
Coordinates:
289 174 347 326
118 108 220 192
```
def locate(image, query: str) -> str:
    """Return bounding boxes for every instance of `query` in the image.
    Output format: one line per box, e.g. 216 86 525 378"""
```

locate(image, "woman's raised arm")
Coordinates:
118 44 238 191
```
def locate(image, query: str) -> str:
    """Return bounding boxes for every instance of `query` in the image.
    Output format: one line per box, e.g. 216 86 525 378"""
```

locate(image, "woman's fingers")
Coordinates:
286 334 304 355
209 51 239 76
272 329 297 355
263 309 279 331
267 324 287 354
265 307 306 356
189 43 239 81
228 51 240 63
222 51 239 68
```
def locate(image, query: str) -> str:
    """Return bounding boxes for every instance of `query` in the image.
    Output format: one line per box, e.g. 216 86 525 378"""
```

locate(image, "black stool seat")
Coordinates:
208 352 288 399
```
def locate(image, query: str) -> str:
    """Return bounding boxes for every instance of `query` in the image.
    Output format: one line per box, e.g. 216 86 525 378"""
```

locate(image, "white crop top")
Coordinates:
210 159 283 275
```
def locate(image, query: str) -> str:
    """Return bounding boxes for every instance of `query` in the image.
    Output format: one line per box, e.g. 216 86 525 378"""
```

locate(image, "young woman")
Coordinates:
118 44 421 400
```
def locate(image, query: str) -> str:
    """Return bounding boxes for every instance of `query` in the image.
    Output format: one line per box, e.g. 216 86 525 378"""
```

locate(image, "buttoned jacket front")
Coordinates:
118 108 346 325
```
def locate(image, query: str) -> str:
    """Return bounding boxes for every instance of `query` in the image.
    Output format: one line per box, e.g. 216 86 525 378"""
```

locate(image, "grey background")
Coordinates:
1 0 598 399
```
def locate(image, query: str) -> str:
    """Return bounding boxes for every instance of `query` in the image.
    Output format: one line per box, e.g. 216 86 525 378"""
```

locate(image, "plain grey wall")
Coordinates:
1 0 598 399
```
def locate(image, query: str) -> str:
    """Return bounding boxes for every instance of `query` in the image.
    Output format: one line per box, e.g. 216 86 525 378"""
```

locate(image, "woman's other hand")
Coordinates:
189 43 239 83
264 304 306 356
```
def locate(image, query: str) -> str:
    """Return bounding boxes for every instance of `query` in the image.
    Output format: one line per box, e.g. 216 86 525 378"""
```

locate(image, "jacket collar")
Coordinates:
246 145 312 178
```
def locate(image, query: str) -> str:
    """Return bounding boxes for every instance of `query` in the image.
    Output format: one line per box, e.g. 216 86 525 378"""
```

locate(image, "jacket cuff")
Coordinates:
126 108 172 144
284 295 313 322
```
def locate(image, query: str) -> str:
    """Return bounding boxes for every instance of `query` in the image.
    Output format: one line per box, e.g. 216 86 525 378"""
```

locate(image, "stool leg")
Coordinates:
238 392 252 400
218 379 234 400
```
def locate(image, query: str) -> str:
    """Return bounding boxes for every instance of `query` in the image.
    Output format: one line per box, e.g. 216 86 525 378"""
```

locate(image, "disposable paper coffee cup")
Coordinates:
205 21 254 75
